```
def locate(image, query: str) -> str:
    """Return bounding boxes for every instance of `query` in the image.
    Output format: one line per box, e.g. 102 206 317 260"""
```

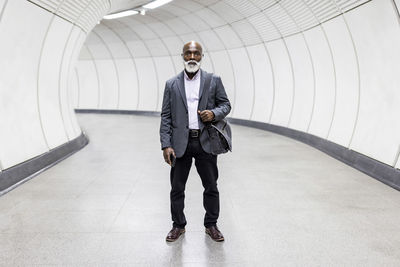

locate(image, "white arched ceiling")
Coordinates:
74 0 400 169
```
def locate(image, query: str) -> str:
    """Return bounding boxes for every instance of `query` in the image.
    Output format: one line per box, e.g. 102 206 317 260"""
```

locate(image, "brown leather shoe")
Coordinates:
166 227 185 242
205 225 224 242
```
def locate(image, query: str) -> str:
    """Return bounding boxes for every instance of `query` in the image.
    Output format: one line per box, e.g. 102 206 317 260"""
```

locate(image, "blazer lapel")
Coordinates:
177 71 188 111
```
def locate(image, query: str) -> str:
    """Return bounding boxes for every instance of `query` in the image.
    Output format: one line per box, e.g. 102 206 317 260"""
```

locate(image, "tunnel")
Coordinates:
0 0 400 265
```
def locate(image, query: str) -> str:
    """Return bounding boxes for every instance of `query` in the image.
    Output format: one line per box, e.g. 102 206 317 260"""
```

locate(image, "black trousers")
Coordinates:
170 136 219 228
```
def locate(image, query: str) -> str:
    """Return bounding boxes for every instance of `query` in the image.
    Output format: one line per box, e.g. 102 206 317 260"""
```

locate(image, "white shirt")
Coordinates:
184 70 201 130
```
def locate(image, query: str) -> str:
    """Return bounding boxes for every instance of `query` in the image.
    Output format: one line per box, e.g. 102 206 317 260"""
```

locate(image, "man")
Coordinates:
160 41 231 242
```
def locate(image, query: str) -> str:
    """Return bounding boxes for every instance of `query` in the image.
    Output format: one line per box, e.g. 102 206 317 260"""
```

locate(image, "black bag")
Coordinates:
206 119 232 155
202 73 232 155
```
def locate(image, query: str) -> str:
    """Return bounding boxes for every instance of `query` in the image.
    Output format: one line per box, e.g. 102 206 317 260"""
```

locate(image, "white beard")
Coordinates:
184 60 201 73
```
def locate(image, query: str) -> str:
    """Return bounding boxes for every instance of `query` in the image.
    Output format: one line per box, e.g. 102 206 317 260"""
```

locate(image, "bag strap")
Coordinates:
198 72 212 112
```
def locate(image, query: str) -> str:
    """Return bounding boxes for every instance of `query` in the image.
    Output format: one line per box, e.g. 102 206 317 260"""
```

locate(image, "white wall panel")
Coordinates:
209 51 235 117
67 26 86 138
346 0 400 165
172 55 184 75
165 18 192 35
0 0 50 168
115 59 139 110
162 36 183 56
180 33 200 47
147 22 175 38
69 67 79 108
106 23 141 42
304 26 335 138
145 38 169 57
123 21 157 39
61 26 84 139
247 44 273 123
95 26 131 59
323 16 359 147
197 30 225 51
154 56 175 112
200 52 213 73
86 33 111 59
76 60 99 108
195 8 225 28
228 48 253 120
38 16 70 147
78 44 92 60
180 13 209 32
96 59 119 109
267 39 293 126
126 40 150 57
285 33 314 132
135 58 158 111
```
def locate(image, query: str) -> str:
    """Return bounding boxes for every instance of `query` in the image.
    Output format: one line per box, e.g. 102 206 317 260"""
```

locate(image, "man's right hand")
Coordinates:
163 147 176 166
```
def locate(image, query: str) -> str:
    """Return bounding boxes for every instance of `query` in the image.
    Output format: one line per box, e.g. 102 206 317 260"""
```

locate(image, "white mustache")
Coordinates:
186 60 200 66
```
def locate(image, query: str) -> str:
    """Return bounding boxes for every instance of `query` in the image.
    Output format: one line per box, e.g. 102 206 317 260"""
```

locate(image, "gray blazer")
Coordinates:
160 69 231 158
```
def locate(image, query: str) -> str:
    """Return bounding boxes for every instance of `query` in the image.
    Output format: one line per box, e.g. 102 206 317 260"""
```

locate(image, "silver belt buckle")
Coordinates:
191 130 199 138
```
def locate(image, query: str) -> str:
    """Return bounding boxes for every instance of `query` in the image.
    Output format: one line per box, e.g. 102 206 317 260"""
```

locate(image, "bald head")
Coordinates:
183 41 203 54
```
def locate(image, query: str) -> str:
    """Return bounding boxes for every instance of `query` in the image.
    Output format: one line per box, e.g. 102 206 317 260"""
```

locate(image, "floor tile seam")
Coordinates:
103 171 144 234
73 177 101 199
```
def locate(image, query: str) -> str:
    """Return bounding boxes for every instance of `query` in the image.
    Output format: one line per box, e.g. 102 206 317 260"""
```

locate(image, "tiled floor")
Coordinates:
1 113 400 266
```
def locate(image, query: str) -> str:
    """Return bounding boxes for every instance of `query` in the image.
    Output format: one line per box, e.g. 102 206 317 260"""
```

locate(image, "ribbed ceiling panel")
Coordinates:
264 4 299 36
195 8 226 28
209 2 243 24
250 0 278 10
247 12 281 42
225 0 260 17
29 0 110 32
304 0 340 22
280 0 319 31
231 19 262 46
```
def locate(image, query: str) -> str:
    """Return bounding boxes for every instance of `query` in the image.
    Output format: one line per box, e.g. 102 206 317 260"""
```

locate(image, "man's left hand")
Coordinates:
198 110 215 122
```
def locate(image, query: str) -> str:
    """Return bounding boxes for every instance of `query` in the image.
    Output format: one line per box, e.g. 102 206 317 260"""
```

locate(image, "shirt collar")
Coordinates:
184 69 201 81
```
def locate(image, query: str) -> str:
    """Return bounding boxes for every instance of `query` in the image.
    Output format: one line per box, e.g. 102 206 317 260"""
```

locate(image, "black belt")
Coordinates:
189 129 200 138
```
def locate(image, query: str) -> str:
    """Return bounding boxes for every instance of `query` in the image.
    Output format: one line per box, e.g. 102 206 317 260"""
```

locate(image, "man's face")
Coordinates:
182 42 203 73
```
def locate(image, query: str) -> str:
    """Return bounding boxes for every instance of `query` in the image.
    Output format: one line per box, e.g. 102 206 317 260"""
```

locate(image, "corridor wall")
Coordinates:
73 0 400 171
0 0 110 192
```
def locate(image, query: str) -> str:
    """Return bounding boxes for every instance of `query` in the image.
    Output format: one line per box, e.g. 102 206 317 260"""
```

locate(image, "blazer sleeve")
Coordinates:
160 80 172 150
211 76 231 121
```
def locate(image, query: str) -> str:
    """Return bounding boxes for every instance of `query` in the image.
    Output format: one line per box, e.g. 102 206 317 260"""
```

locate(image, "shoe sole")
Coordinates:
205 229 225 242
165 229 185 242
